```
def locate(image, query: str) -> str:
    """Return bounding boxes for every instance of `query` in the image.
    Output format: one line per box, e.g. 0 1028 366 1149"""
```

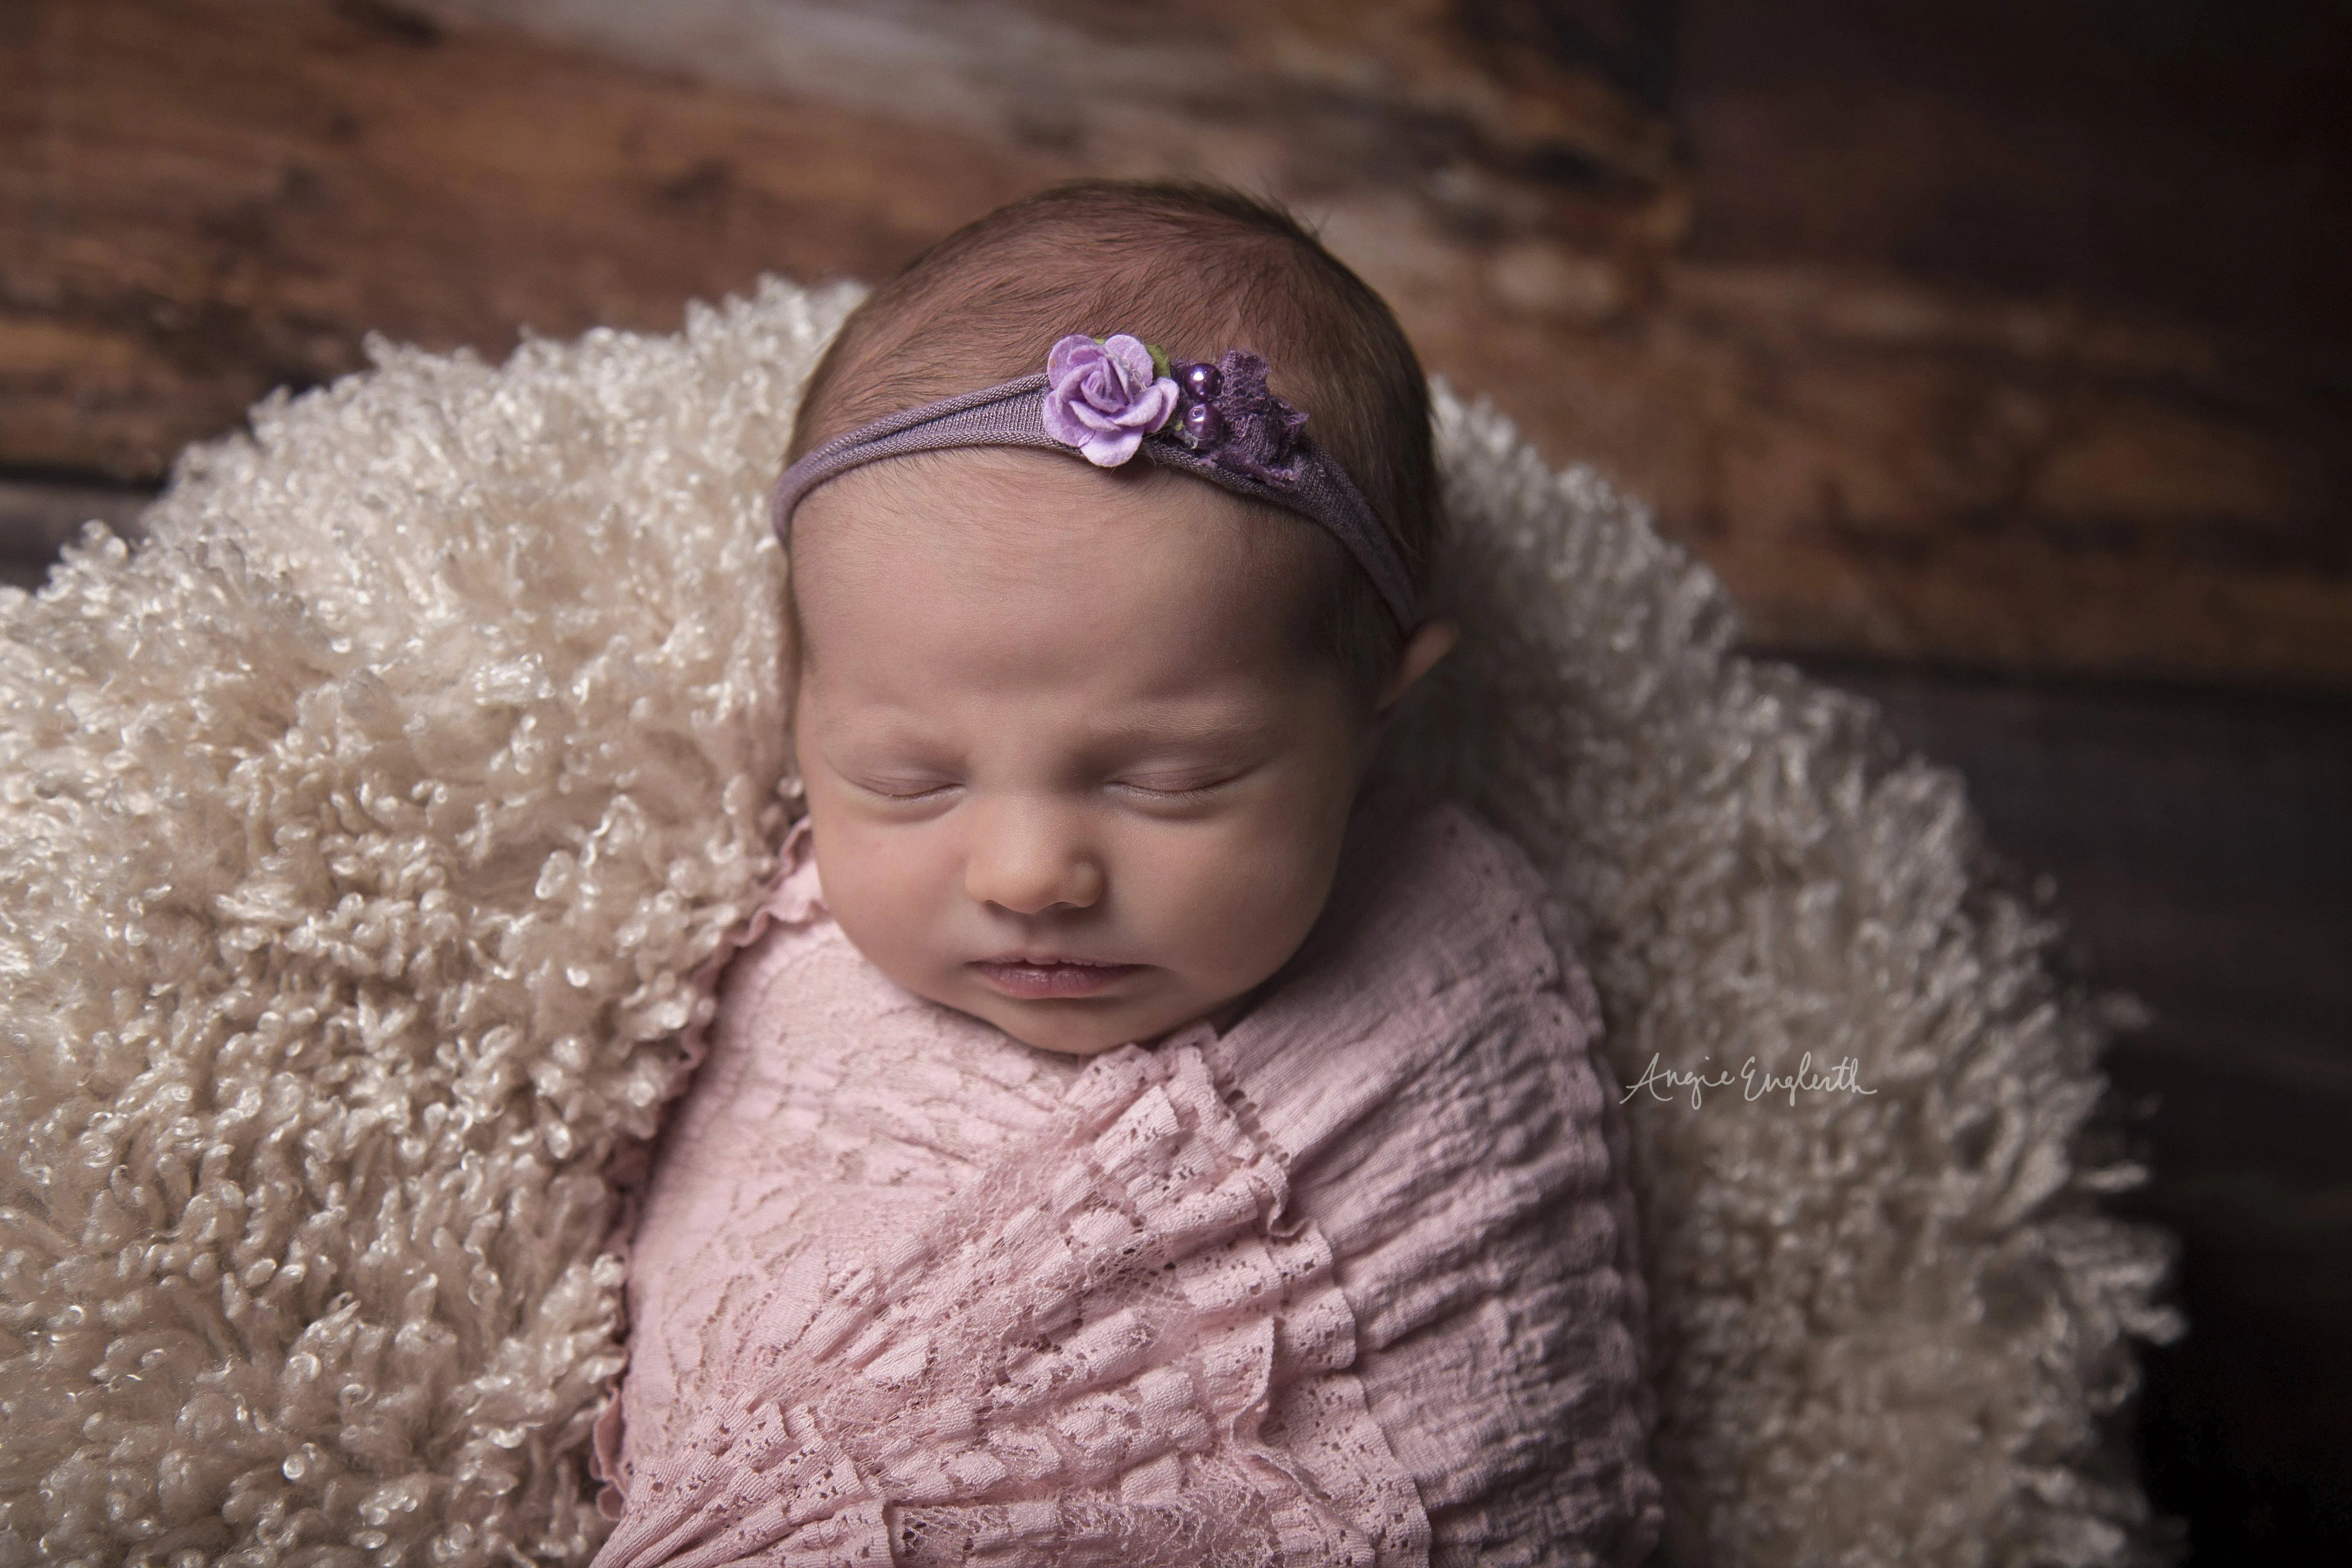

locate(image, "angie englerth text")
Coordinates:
1621 1052 1878 1110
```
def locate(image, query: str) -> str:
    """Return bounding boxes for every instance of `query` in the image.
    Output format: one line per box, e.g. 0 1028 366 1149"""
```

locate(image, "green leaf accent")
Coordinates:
1147 342 1171 382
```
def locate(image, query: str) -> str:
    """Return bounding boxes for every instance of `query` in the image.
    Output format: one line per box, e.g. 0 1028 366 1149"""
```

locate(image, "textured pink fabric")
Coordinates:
594 784 1661 1567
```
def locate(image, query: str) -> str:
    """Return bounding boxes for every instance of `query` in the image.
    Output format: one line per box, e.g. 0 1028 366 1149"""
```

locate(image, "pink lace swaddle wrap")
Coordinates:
592 787 1661 1567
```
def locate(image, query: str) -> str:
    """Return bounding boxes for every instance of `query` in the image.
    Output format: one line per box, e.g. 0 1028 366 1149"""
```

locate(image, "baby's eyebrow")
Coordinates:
1080 704 1282 753
807 702 957 752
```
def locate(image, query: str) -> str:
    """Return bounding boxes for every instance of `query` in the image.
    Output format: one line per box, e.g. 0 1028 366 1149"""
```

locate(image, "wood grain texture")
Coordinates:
0 0 1070 476
2 0 2347 686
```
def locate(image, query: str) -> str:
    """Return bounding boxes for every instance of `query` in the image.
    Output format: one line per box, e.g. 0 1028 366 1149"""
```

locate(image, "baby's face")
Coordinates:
789 448 1378 1055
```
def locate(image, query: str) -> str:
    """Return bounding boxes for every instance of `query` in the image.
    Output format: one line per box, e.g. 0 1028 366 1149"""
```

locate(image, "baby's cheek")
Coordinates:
1136 821 1334 983
812 821 951 971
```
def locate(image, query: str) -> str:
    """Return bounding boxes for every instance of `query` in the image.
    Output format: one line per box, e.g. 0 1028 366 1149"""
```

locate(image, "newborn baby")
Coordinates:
592 181 1661 1568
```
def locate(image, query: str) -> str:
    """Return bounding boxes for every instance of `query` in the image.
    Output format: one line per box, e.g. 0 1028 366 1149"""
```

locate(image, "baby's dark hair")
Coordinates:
788 180 1440 698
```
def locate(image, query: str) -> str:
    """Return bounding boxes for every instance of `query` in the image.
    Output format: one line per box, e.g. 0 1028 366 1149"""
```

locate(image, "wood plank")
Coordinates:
1422 271 2350 685
1677 0 2352 350
3 0 2346 686
0 0 1077 476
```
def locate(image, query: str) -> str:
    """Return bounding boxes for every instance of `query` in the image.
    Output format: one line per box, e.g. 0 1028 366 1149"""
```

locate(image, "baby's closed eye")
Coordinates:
831 763 965 804
859 777 963 802
1106 764 1257 805
842 764 1254 808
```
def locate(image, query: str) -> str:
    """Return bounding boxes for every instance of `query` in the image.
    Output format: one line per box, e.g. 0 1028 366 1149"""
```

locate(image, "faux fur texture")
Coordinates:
0 278 2180 1567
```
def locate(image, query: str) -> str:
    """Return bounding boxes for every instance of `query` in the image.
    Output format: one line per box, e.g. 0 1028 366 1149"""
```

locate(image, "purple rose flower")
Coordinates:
1041 333 1179 466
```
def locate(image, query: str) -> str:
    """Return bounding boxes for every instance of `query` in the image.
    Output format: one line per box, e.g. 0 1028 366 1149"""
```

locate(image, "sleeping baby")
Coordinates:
590 181 1663 1568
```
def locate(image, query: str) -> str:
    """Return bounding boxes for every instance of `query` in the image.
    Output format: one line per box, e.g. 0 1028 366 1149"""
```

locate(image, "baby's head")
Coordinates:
780 181 1454 1055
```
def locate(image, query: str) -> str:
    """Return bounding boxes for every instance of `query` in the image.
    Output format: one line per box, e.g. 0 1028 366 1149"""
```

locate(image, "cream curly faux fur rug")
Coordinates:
0 279 2180 1566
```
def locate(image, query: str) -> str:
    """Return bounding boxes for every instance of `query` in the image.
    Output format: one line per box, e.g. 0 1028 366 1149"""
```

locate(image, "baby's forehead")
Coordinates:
788 451 1337 684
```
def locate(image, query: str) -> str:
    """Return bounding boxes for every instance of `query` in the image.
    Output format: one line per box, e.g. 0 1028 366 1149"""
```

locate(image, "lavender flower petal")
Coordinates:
1041 333 1179 465
1076 427 1147 466
1046 333 1101 385
1102 334 1158 393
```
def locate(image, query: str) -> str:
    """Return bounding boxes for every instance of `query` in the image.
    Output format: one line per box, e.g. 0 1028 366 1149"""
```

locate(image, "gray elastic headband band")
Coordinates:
771 370 1418 630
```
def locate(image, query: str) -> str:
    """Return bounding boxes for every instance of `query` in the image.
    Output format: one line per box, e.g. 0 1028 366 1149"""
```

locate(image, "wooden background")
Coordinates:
4 0 2346 1556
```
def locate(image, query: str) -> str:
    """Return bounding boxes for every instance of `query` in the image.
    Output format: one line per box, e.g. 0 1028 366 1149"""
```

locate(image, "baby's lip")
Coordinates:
969 955 1145 1000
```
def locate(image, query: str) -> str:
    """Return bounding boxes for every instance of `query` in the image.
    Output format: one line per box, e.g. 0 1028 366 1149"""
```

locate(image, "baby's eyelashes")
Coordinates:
1107 770 1245 804
836 769 1253 813
851 778 963 804
1102 759 1274 814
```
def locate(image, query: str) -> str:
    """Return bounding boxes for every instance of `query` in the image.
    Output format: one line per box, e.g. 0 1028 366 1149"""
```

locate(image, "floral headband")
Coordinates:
770 333 1417 629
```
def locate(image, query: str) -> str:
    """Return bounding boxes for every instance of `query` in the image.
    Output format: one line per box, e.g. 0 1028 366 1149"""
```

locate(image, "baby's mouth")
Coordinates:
969 956 1144 1000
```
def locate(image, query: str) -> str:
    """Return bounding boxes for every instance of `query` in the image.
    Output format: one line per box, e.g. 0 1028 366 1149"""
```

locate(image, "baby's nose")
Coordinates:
963 798 1106 914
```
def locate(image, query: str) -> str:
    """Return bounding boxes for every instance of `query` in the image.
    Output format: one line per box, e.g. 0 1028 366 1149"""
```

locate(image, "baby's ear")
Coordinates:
1376 618 1459 719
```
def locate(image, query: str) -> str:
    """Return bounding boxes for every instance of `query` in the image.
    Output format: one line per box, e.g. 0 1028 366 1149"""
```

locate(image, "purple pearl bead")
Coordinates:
1181 361 1222 400
1181 401 1225 449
